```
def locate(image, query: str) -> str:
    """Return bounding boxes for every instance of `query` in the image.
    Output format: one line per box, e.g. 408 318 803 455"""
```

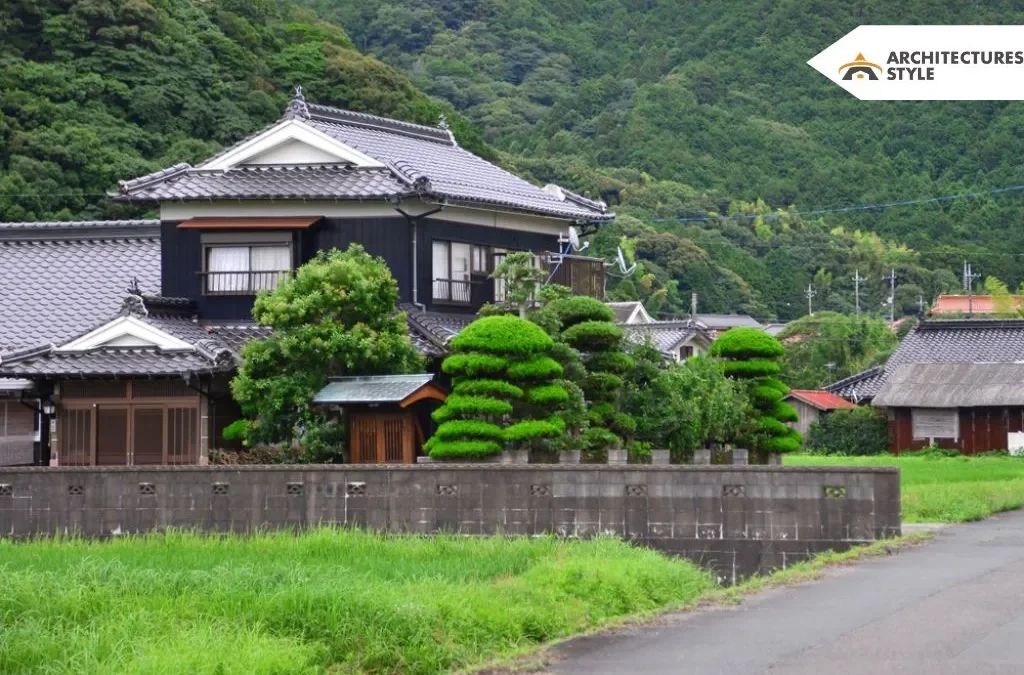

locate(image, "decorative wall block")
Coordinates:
346 482 367 497
625 484 647 497
138 483 156 496
67 485 85 496
530 484 551 497
0 484 11 497
824 485 848 499
212 482 229 496
285 482 304 496
722 484 745 497
436 484 458 497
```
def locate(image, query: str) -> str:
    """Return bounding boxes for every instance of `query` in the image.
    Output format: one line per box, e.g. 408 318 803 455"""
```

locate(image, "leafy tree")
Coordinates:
490 251 544 319
806 407 889 456
231 245 423 457
425 314 565 458
779 312 898 389
710 327 802 455
549 296 634 452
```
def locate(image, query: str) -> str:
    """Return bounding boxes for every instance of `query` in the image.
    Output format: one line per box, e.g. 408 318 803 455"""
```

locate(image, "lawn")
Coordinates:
787 454 1024 523
0 530 712 675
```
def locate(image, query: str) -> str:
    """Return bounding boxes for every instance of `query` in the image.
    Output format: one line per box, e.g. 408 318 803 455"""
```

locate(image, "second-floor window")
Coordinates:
204 243 291 295
433 240 479 304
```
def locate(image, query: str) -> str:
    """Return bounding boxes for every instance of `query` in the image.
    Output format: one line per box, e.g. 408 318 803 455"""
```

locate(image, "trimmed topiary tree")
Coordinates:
549 296 635 453
425 315 566 459
709 327 802 455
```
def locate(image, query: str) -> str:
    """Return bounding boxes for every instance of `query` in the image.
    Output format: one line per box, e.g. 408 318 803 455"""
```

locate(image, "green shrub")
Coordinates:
221 419 247 442
434 420 505 441
805 406 888 456
453 379 524 399
425 438 504 458
507 356 563 380
548 296 615 326
584 371 625 396
582 426 619 450
442 353 509 376
586 351 635 374
751 385 784 405
504 417 565 442
710 328 785 359
432 395 513 423
563 321 625 348
527 384 570 405
721 359 781 378
769 400 799 422
451 315 553 355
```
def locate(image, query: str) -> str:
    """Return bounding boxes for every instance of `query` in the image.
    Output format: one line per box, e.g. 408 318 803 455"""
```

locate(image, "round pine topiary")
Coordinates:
711 327 802 455
427 315 567 459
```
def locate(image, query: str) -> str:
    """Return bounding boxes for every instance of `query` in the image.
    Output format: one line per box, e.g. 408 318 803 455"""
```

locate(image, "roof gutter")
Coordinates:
394 203 444 312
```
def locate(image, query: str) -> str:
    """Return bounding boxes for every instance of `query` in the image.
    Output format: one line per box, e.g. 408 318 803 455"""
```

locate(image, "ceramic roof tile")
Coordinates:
625 322 701 355
0 235 161 354
313 374 437 404
121 166 408 202
0 347 227 378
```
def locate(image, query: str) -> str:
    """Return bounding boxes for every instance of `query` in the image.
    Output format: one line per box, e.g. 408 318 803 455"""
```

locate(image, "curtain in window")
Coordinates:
250 245 291 291
207 247 250 293
451 243 471 303
432 241 450 300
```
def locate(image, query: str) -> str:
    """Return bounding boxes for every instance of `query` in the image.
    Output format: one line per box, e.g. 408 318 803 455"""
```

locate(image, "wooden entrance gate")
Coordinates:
349 411 414 464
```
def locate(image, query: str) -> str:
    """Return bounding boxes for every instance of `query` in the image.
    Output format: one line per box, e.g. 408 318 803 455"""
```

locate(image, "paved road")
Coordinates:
548 510 1024 675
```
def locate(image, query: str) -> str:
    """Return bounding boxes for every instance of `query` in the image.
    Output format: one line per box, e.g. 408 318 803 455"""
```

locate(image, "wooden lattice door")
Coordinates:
350 411 414 464
95 406 129 465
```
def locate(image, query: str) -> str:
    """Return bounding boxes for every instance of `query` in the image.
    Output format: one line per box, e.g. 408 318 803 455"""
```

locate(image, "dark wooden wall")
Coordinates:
888 406 1024 455
161 217 560 321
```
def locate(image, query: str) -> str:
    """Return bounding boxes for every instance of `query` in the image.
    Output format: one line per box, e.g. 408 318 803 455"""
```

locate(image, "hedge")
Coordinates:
503 417 565 442
548 296 615 326
424 439 503 458
721 359 781 378
506 356 564 380
433 420 505 441
563 321 625 348
805 406 888 456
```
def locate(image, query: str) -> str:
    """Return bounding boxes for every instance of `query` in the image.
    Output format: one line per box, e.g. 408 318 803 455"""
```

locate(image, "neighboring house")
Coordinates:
606 301 655 324
783 390 855 435
930 294 1024 316
693 313 763 338
0 90 612 467
828 319 1024 454
624 322 712 362
0 220 162 465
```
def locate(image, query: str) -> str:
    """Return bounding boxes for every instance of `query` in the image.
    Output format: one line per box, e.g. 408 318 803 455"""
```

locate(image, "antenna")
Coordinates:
614 246 637 275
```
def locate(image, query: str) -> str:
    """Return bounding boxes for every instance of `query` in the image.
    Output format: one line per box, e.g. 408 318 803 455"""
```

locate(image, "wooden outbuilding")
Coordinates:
313 374 446 464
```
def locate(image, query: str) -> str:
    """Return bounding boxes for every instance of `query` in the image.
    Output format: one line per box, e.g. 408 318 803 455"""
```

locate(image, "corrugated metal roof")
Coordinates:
313 374 438 404
874 362 1024 408
786 389 856 411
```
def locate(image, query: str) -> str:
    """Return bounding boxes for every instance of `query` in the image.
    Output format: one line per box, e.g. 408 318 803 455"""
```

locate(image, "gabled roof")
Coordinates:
786 389 855 411
0 221 161 355
874 363 1024 408
606 301 654 324
695 314 763 330
117 91 611 223
313 374 444 405
828 319 1024 402
624 321 710 358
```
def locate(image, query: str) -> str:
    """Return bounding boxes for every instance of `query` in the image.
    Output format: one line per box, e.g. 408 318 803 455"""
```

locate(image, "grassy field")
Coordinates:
0 530 712 675
787 454 1024 523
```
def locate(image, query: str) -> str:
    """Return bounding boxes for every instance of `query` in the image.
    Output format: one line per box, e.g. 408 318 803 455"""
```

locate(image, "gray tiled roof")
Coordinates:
0 234 161 354
695 314 763 330
118 99 611 222
313 373 438 404
0 347 228 378
119 166 408 202
625 322 703 355
205 324 274 355
828 320 1024 402
402 305 476 356
0 220 158 233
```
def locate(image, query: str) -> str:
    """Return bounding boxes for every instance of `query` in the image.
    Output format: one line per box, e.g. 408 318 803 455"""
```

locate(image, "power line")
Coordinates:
652 183 1024 225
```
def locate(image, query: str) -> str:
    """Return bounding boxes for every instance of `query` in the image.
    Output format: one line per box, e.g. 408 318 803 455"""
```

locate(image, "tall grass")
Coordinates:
787 454 1024 522
0 530 712 675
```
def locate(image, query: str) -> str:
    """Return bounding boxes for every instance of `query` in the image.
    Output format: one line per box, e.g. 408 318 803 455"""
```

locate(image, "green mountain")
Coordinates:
0 0 484 223
4 0 1022 320
298 0 1024 319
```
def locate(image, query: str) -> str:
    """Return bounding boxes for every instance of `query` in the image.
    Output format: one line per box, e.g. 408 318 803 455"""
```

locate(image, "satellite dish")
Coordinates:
565 226 590 253
615 246 637 275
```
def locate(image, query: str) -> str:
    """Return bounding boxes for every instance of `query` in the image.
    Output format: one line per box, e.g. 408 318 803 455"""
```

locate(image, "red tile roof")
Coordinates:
931 294 1024 315
787 389 856 411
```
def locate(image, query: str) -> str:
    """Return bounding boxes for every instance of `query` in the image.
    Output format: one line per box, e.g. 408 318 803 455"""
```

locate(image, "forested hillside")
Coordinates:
301 0 1024 319
0 0 482 223
4 0 1024 320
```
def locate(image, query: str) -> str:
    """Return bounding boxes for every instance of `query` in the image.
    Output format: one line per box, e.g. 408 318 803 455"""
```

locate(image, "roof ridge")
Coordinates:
306 104 456 146
119 163 190 194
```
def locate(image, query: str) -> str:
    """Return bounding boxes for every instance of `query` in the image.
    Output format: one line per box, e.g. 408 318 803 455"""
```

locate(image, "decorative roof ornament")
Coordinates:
283 85 310 120
436 113 450 130
121 277 148 318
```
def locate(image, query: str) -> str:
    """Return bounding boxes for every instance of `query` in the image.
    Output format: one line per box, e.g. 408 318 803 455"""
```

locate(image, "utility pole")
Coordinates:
852 269 865 316
883 268 897 323
963 261 980 317
805 283 816 316
917 295 926 316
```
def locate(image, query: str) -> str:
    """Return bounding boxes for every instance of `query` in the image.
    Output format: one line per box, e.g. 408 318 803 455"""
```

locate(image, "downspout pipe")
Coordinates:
394 204 444 312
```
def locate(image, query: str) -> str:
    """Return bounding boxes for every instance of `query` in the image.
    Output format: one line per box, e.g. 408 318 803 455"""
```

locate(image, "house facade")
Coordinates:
829 319 1024 454
0 90 612 467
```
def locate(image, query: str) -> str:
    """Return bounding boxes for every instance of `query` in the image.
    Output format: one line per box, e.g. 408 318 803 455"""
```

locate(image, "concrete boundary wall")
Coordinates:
0 465 900 582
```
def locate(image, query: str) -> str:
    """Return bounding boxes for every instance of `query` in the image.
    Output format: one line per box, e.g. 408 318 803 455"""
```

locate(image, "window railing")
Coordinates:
432 278 474 305
199 270 291 295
